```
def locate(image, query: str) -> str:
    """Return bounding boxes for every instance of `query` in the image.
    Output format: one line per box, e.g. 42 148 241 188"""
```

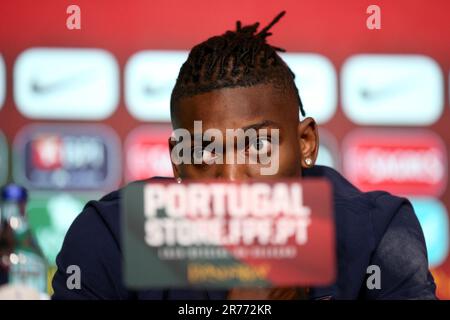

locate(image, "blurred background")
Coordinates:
0 0 449 298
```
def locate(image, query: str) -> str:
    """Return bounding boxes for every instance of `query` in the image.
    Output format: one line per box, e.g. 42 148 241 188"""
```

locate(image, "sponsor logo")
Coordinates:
0 131 8 185
125 50 188 121
13 124 121 190
411 198 449 268
124 51 337 123
341 54 444 125
123 179 336 288
280 53 337 124
0 54 5 110
124 125 173 182
343 130 447 196
14 48 119 120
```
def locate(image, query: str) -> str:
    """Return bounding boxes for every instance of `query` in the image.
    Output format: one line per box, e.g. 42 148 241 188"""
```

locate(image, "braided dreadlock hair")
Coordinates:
170 11 305 119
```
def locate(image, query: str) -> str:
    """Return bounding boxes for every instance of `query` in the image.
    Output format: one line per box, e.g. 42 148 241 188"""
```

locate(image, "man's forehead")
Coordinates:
174 84 297 131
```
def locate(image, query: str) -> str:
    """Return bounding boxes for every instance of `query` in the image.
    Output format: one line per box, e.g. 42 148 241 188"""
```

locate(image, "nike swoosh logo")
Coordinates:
359 78 416 102
142 81 173 96
31 70 94 95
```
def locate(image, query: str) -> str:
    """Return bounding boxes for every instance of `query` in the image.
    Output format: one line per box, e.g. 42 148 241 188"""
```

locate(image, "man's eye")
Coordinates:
248 137 271 156
192 146 217 164
192 146 203 163
202 149 217 164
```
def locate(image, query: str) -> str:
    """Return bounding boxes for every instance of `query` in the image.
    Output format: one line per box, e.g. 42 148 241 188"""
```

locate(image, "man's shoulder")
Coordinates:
53 177 173 299
305 165 417 268
305 165 410 232
304 166 435 299
74 177 174 241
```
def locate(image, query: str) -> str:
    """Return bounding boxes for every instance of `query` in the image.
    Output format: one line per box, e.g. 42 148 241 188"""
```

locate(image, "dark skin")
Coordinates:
169 83 319 299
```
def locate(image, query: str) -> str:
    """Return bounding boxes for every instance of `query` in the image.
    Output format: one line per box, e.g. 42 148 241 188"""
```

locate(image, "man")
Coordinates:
52 12 437 299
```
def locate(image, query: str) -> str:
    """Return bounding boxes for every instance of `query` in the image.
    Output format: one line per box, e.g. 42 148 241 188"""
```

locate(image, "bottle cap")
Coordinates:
1 184 28 202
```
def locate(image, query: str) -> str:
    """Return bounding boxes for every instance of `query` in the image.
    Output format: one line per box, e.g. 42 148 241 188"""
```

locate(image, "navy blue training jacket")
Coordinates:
52 165 437 300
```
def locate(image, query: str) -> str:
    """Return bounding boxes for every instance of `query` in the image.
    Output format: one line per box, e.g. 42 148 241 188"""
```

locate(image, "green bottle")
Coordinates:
0 184 48 299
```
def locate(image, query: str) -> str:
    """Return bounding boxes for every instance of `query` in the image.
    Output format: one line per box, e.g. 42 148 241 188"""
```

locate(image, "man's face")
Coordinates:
170 83 318 180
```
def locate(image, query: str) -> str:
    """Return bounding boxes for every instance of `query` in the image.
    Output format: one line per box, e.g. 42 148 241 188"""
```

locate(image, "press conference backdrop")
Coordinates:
0 0 449 298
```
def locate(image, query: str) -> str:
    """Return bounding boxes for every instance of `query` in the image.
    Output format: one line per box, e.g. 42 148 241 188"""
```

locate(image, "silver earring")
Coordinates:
305 158 313 167
176 177 182 184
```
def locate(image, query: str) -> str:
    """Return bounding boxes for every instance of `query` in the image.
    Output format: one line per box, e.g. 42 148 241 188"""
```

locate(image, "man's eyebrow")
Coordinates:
188 120 281 141
241 120 280 131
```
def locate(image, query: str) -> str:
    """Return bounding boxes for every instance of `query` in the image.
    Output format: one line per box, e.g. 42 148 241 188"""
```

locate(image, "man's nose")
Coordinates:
216 163 248 181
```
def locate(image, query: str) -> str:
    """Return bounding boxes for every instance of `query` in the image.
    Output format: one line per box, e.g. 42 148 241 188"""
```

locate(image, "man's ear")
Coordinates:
168 137 181 179
297 117 319 168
